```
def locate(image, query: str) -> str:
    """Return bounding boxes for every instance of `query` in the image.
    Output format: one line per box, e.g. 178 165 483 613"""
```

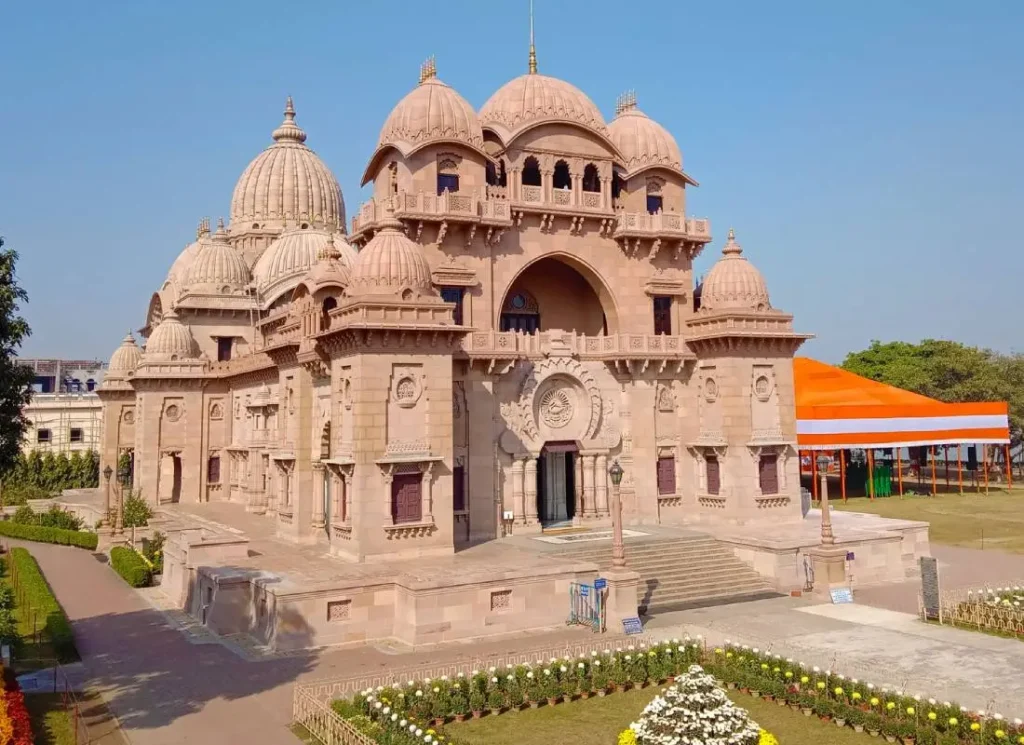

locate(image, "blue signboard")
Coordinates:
594 578 607 591
622 616 644 635
830 587 854 605
846 552 856 561
579 585 590 597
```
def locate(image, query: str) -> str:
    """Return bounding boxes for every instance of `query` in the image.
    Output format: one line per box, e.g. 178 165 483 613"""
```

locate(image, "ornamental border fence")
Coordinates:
920 579 1024 639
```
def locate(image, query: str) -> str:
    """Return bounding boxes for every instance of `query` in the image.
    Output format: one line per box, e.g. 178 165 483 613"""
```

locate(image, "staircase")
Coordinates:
554 534 777 614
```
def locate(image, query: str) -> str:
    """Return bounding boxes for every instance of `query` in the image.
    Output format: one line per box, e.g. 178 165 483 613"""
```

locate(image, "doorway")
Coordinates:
537 442 577 527
170 454 182 503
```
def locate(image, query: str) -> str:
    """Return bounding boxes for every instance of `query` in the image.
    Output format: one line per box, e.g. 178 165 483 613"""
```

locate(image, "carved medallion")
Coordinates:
540 387 574 429
165 403 182 422
704 378 719 403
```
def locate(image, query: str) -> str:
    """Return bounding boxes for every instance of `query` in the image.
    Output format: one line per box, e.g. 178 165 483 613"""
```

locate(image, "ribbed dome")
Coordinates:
144 308 198 360
186 220 252 292
379 64 483 153
230 97 346 233
479 74 608 141
302 233 352 290
107 333 142 377
254 228 357 303
348 208 434 298
700 230 771 313
609 95 682 174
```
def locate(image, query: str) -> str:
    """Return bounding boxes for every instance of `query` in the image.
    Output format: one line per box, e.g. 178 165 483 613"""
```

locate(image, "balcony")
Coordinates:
350 191 513 244
458 330 694 368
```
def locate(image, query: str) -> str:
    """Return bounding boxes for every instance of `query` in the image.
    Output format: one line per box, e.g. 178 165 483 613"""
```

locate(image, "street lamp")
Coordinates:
103 465 113 527
609 460 626 568
816 454 834 546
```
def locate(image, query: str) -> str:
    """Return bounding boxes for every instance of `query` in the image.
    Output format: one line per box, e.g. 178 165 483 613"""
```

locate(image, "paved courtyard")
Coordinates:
11 536 1024 744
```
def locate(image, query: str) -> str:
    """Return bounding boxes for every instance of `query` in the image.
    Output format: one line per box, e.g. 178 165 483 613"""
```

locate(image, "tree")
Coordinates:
121 489 152 529
0 238 34 479
842 339 1024 445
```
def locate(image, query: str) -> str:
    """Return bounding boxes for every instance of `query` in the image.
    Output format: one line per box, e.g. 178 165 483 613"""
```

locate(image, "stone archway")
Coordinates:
496 253 620 335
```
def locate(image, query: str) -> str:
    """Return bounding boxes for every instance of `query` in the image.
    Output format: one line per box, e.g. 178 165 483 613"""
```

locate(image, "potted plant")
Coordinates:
611 662 628 693
429 694 448 726
813 697 833 723
865 711 883 737
799 693 815 717
897 720 916 745
881 717 900 743
544 674 560 707
506 680 524 711
451 690 469 723
469 689 485 720
593 666 609 696
486 687 503 716
847 707 866 733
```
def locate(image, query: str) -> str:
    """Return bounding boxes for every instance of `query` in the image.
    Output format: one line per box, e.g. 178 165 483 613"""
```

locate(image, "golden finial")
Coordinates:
528 0 537 74
615 90 637 116
728 227 735 241
419 56 437 84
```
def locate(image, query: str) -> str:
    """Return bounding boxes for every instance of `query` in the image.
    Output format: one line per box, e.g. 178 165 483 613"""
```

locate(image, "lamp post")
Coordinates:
609 460 626 568
816 454 834 546
114 475 124 537
103 465 113 527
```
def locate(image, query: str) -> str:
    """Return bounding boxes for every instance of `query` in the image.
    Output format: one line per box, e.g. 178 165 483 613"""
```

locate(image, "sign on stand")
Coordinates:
594 577 607 591
568 582 604 633
830 587 854 605
622 616 643 635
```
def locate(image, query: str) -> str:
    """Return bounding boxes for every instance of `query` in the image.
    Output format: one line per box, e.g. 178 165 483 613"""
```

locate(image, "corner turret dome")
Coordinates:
301 233 352 291
230 97 346 234
107 333 142 377
479 73 611 146
348 206 434 299
699 230 771 313
144 308 199 360
608 93 683 176
254 228 357 306
185 219 252 292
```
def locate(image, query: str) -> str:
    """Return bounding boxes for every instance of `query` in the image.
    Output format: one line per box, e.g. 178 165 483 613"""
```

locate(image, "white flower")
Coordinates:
813 666 821 673
506 674 513 681
544 669 551 676
383 706 390 715
432 687 439 694
424 737 432 744
928 698 936 705
424 678 431 684
526 671 534 679
489 666 496 673
415 690 423 698
391 713 398 722
415 728 422 737
458 672 465 678
560 666 567 673
409 725 416 733
550 657 557 663
628 645 635 651
752 648 760 653
725 638 732 645
374 702 382 709
376 685 383 692
400 720 407 727
994 713 1003 721
1014 718 1022 726
407 680 415 687
590 651 597 657
441 675 449 681
838 674 846 681
594 661 601 667
491 677 498 683
914 695 921 702
625 655 632 661
577 663 584 669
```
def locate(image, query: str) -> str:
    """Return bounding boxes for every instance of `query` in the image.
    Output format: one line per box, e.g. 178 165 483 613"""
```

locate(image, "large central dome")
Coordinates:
230 98 346 234
479 73 609 143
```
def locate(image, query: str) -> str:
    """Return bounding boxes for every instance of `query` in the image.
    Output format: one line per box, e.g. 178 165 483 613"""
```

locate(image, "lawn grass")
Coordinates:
833 488 1024 553
24 693 76 745
1 552 77 672
450 686 866 745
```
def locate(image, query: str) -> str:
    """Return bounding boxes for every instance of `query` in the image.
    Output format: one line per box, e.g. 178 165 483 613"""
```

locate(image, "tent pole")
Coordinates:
897 449 904 498
930 446 937 496
868 449 875 501
840 449 846 502
957 444 963 495
944 446 949 490
1006 444 1012 490
810 450 818 503
983 447 989 495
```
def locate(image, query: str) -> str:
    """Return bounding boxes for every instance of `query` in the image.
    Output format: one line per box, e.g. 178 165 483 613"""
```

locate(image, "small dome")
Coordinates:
185 219 252 291
254 228 357 304
230 97 346 233
700 230 771 313
479 74 609 142
163 218 213 298
609 93 682 175
348 207 434 299
302 233 352 290
144 308 198 360
107 333 142 377
379 61 483 154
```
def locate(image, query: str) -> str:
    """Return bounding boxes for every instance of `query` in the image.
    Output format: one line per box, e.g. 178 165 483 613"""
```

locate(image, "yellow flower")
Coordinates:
834 687 844 696
852 692 861 700
928 712 936 721
759 730 780 745
887 702 896 711
906 707 915 715
726 652 733 659
800 676 809 684
971 722 981 731
995 730 1005 739
817 682 826 690
617 729 638 745
715 648 724 655
870 698 879 706
785 671 793 679
948 717 958 726
761 663 769 670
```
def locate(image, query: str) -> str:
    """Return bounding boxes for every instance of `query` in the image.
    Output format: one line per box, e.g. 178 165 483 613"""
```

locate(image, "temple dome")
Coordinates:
699 230 771 313
185 220 251 291
107 333 142 377
348 208 433 298
144 308 198 360
254 228 356 304
479 73 609 143
302 233 352 291
379 63 483 155
608 94 682 175
230 97 346 233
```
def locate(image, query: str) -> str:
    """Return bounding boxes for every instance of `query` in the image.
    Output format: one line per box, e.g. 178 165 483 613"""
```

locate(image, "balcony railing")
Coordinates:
351 191 513 235
459 330 693 360
613 211 711 241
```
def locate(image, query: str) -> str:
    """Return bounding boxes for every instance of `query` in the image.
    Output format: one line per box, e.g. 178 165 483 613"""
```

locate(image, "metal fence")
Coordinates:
924 581 1024 639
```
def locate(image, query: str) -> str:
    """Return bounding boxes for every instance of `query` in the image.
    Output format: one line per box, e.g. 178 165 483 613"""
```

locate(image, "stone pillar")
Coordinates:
512 458 525 524
311 464 325 527
603 567 642 630
332 470 344 524
595 453 609 516
573 455 583 524
421 463 434 522
525 457 538 524
584 455 597 517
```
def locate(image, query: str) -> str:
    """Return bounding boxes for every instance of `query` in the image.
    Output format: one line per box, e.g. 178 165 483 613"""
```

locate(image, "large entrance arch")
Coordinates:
498 254 619 335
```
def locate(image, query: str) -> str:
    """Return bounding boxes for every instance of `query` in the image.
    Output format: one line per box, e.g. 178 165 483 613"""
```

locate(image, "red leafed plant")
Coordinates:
1 668 32 745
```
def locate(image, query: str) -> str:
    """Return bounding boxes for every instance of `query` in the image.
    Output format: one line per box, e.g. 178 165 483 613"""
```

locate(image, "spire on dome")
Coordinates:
528 0 537 74
615 90 638 116
317 232 343 262
196 217 211 239
272 96 308 144
723 228 742 256
377 199 405 232
419 56 437 84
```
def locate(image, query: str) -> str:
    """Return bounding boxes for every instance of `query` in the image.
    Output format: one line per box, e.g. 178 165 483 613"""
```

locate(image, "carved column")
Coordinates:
583 455 597 517
525 457 538 524
421 463 434 522
512 458 525 524
311 464 325 527
596 453 609 516
383 470 395 526
573 455 584 524
601 177 612 210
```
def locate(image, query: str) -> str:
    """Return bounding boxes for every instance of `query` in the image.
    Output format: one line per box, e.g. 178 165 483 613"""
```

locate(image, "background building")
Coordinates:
18 358 106 454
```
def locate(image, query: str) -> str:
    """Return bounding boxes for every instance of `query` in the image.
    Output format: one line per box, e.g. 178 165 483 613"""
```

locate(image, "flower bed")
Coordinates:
0 521 98 550
7 548 77 662
1 667 34 745
332 637 1024 745
943 586 1024 640
109 546 152 588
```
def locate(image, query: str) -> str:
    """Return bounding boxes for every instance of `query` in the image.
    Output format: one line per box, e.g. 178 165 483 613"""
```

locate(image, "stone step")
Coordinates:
564 550 738 572
555 537 716 557
634 564 770 586
642 586 777 613
642 576 772 600
557 542 731 562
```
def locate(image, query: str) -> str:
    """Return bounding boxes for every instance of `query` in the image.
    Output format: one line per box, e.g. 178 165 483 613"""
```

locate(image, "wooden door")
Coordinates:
391 473 422 524
657 456 676 495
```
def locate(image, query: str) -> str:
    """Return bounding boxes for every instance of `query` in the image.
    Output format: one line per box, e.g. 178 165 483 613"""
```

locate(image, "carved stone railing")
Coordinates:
520 185 542 203
351 191 513 236
613 211 711 241
458 330 693 360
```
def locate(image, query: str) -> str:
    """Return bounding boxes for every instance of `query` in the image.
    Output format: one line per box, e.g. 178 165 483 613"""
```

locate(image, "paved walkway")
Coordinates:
13 539 1024 744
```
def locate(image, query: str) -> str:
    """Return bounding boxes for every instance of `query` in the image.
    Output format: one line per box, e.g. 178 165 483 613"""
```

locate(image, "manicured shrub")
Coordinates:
110 546 151 588
0 483 49 506
0 520 98 550
7 548 77 662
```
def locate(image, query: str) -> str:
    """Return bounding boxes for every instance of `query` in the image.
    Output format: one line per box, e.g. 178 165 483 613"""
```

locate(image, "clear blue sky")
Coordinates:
3 0 1022 362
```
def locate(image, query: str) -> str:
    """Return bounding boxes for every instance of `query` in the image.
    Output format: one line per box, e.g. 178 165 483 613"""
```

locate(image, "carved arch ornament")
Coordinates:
498 357 619 454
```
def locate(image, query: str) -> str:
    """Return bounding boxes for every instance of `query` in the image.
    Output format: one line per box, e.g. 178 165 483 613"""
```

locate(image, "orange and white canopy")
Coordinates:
795 357 1010 450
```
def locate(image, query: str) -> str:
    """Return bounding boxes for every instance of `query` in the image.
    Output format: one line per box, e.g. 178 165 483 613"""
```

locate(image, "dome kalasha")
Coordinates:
144 308 199 360
230 98 346 233
608 95 683 174
254 228 357 304
348 209 434 299
302 233 352 291
479 73 608 141
699 230 771 313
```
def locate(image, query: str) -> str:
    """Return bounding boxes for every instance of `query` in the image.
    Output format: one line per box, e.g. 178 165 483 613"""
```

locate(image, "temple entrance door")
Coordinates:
537 442 577 527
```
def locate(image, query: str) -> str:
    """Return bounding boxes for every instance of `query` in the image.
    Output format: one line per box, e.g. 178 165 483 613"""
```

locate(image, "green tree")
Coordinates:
84 449 100 487
121 489 152 529
0 238 34 480
841 339 1024 444
40 451 57 492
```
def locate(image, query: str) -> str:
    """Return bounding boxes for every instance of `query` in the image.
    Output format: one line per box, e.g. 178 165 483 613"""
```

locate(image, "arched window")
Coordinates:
86 379 96 392
521 156 541 187
388 162 398 195
500 290 541 333
582 163 600 193
485 159 509 188
646 177 664 214
553 160 572 190
437 158 459 195
612 172 625 202
321 296 338 330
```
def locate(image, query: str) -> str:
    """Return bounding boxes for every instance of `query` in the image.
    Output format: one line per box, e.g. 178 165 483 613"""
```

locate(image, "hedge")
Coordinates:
0 521 98 550
110 546 151 588
7 547 77 662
